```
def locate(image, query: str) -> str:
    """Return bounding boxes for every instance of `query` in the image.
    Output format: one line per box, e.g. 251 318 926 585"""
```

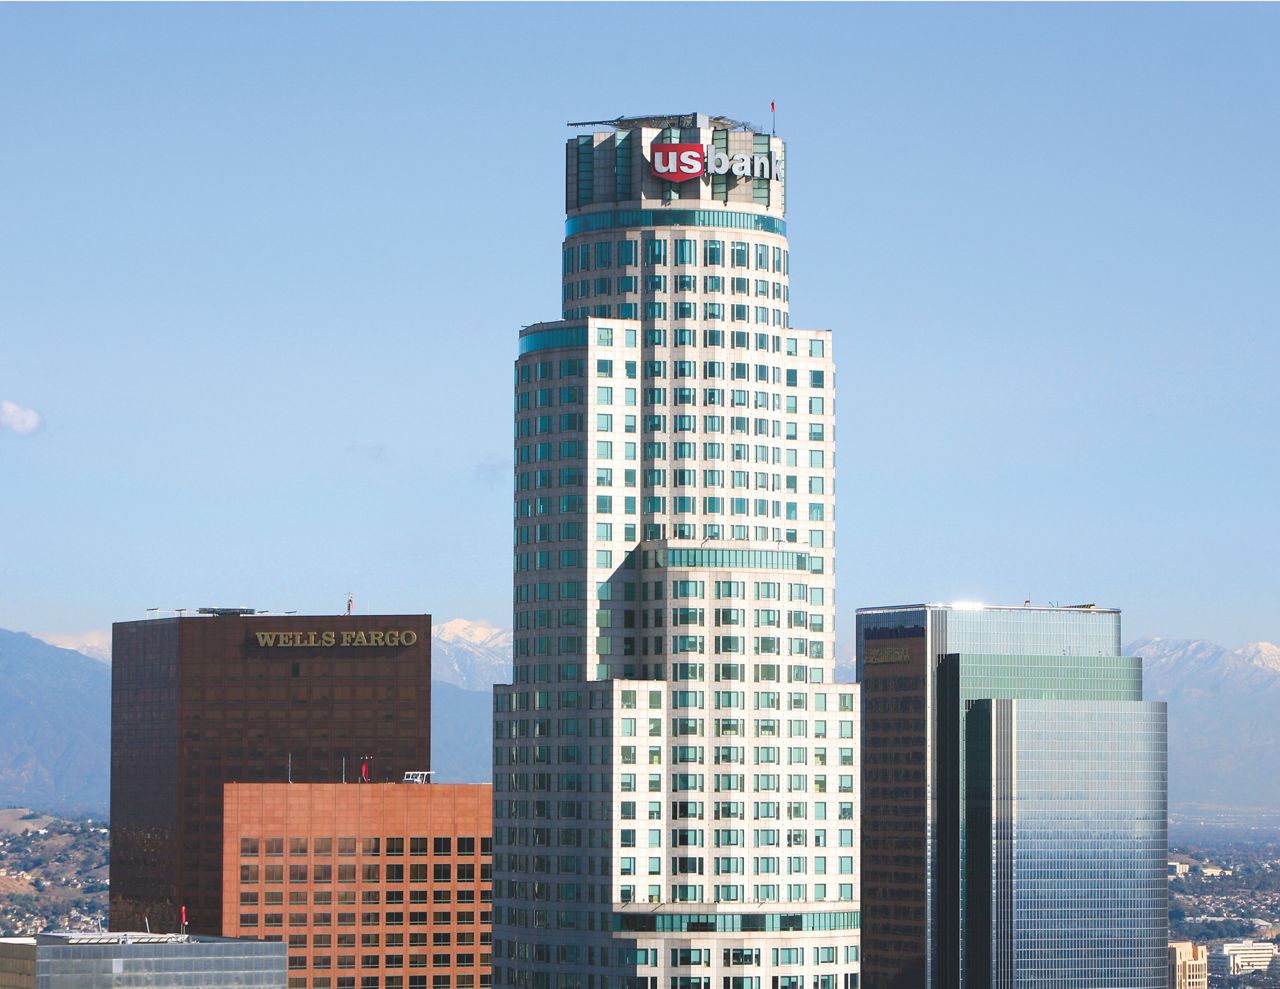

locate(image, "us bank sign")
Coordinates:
649 143 784 183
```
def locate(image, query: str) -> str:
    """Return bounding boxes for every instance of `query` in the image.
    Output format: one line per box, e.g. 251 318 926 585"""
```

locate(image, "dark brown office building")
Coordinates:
110 612 432 937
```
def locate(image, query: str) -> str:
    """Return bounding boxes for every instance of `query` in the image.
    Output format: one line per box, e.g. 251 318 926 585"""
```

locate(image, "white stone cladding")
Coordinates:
494 115 859 989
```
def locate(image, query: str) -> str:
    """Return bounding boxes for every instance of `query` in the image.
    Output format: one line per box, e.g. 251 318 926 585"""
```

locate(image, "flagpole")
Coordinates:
771 101 776 136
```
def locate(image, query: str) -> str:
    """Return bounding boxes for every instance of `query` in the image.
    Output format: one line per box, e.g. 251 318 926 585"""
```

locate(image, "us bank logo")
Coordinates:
650 143 784 182
650 143 705 182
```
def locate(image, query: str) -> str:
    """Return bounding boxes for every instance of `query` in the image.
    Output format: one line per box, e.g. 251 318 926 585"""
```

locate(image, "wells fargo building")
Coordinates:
111 612 433 937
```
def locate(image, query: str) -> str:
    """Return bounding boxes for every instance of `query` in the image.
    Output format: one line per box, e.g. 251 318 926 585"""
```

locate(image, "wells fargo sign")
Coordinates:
863 644 910 666
253 630 419 648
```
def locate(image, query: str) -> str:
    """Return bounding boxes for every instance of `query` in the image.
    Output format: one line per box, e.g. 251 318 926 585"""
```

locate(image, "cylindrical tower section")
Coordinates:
494 113 857 989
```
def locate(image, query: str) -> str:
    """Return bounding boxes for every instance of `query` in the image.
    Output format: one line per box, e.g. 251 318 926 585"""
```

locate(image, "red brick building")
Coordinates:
223 782 492 989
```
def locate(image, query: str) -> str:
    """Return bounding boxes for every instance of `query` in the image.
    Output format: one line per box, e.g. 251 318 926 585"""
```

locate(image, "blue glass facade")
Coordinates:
17 933 286 989
971 700 1168 989
857 605 1167 989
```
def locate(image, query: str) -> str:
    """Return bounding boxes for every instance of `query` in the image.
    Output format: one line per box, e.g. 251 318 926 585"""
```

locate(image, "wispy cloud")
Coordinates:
472 455 508 486
35 629 111 664
345 441 390 464
0 399 40 434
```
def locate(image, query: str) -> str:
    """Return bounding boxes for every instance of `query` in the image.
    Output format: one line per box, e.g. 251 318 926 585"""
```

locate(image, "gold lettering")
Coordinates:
256 628 421 648
864 645 910 666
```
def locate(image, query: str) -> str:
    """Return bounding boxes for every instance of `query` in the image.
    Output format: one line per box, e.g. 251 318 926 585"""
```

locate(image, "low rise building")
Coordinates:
0 931 285 988
1209 939 1277 979
223 781 492 989
1169 940 1208 989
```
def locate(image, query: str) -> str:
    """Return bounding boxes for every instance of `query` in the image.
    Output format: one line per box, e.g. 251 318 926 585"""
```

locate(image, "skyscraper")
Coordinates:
493 114 860 989
857 603 1168 989
111 611 432 936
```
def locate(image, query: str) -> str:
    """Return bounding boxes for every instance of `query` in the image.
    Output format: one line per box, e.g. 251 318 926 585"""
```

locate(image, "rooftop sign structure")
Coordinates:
567 112 764 132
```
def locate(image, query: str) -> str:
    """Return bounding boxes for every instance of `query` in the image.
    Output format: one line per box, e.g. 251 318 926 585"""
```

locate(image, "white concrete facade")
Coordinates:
1210 940 1277 978
493 114 859 989
1168 941 1208 989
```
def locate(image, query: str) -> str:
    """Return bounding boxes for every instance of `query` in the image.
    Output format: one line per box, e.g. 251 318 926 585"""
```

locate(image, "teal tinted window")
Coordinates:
643 238 668 265
519 326 588 355
566 211 786 237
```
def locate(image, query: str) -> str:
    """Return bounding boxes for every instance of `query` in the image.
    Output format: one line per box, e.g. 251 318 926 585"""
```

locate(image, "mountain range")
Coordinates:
2 622 1278 812
0 630 110 816
1129 635 1280 809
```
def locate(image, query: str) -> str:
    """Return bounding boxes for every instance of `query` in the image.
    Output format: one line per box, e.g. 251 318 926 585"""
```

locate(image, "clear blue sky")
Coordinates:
2 3 1277 655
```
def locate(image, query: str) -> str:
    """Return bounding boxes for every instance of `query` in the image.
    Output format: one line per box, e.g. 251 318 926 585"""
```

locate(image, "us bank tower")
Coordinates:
493 114 860 989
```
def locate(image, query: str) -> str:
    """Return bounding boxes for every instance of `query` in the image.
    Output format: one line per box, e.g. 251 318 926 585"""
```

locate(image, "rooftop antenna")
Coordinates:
145 607 159 619
346 593 354 616
288 752 293 784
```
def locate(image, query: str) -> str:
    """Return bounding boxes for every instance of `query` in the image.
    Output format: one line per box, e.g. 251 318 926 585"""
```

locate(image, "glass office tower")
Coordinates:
493 114 860 989
856 604 1167 989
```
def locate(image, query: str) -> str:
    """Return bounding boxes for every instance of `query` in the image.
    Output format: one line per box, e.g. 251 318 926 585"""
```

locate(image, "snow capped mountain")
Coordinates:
430 619 511 691
1131 636 1280 809
1233 641 1280 673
